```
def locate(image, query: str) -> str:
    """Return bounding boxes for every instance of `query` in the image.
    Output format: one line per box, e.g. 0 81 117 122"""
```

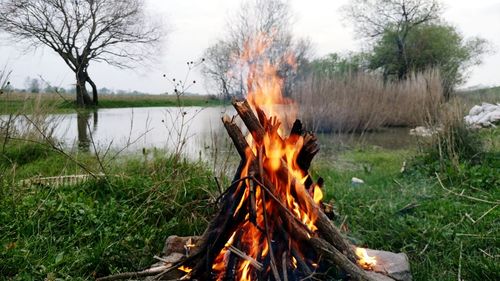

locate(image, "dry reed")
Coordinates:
293 69 444 132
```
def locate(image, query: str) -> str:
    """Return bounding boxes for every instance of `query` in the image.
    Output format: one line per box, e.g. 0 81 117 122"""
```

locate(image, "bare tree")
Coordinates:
344 0 441 39
0 0 165 106
202 0 311 98
202 40 236 100
343 0 442 79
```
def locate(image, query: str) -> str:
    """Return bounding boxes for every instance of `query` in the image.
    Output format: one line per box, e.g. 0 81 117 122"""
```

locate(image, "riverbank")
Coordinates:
0 92 223 114
1 127 498 280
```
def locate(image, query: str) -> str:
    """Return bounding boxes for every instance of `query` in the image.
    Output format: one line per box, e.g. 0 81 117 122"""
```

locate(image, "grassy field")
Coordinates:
458 85 500 98
456 86 500 107
312 138 499 281
1 129 498 280
0 142 219 280
0 92 223 114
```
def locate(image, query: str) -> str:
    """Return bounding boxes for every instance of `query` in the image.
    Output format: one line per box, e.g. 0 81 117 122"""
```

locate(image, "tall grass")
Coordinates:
454 86 500 110
293 69 443 132
410 99 498 194
0 145 218 280
1 92 63 145
420 100 483 171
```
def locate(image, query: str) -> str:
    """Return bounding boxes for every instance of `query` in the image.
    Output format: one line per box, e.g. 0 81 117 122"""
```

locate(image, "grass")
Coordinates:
0 92 223 114
312 137 499 281
0 142 219 280
2 137 497 280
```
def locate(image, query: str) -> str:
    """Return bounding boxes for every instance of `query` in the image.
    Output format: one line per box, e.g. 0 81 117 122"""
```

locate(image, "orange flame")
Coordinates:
355 248 377 270
178 265 192 273
212 33 324 280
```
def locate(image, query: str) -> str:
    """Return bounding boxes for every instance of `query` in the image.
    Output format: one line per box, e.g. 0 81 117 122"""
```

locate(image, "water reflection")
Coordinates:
57 107 240 172
76 111 92 152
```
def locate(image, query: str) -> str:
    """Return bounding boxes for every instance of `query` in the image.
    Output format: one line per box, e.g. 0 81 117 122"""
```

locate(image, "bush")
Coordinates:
415 101 482 170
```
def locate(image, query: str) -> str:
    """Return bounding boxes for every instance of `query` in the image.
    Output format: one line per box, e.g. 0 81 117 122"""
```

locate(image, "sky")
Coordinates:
0 0 499 95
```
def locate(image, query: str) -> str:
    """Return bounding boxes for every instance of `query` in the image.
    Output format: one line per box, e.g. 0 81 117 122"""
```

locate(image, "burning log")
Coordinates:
177 99 391 281
230 99 356 262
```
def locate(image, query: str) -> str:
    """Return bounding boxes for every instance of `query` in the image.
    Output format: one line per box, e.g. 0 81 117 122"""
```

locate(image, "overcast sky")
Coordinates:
1 0 499 95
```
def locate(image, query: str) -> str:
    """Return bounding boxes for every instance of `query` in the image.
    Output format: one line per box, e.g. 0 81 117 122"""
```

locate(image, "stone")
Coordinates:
464 102 500 128
144 236 202 281
162 235 201 256
409 126 440 137
351 177 365 185
366 248 412 281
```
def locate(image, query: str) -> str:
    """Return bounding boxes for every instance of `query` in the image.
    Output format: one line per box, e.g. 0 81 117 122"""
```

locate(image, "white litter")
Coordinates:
464 102 500 128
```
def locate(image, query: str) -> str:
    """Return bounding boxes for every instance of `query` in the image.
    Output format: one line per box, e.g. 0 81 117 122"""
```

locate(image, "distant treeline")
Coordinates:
3 77 206 97
5 77 151 96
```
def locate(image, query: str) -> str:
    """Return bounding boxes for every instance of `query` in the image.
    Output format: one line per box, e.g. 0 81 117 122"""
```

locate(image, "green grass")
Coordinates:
0 92 223 114
312 144 499 281
0 142 218 280
0 129 498 280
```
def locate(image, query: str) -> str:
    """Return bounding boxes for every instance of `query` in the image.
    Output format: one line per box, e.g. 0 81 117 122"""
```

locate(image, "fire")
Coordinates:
178 265 192 273
355 247 377 270
211 32 324 280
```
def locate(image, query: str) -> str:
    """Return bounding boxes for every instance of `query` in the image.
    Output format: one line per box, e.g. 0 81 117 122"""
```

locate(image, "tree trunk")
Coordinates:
396 36 408 80
76 70 92 107
86 75 98 106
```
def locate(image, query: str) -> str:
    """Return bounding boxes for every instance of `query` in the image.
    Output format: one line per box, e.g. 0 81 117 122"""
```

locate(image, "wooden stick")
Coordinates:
232 99 266 144
282 251 289 281
309 238 383 281
436 172 500 205
291 248 312 276
251 177 312 238
188 176 249 278
258 146 282 281
222 114 253 160
96 264 175 281
228 246 264 271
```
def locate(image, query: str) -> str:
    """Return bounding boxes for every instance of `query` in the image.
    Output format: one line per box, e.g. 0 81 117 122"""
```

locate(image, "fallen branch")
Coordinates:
435 172 500 205
96 265 170 281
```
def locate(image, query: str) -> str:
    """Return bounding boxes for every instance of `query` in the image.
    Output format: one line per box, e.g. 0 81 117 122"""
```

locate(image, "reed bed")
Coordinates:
293 69 444 132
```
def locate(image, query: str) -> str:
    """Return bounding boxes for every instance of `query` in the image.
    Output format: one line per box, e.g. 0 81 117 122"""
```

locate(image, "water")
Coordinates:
2 106 416 162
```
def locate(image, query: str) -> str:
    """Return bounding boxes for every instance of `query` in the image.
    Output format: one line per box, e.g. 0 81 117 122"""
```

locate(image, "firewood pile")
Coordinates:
97 99 411 281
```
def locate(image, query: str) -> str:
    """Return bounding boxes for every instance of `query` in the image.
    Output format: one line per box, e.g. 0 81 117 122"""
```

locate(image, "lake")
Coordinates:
2 106 416 165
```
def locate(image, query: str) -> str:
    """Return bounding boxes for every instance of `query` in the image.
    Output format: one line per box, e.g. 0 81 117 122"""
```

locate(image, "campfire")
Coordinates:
98 34 411 281
175 34 393 281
